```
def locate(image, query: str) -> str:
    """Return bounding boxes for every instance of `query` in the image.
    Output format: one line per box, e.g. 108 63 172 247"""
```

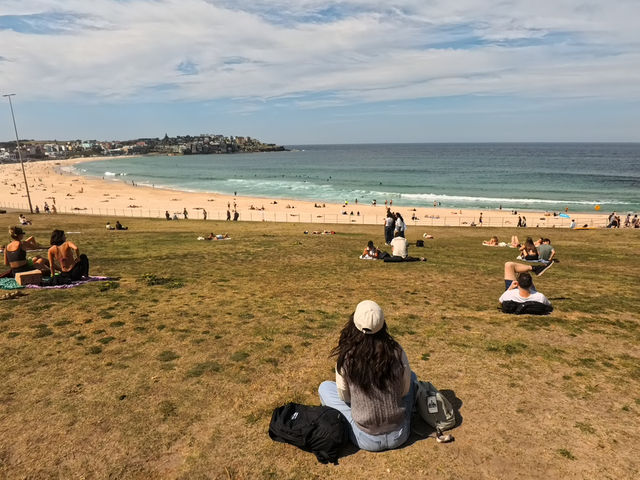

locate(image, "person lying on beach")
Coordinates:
19 214 32 225
318 300 417 452
499 272 552 312
361 240 389 259
115 221 128 230
518 237 539 260
384 231 426 262
48 229 89 281
106 222 115 230
3 226 50 277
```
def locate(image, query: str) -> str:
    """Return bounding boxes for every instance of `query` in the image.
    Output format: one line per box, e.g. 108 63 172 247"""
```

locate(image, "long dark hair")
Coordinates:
523 237 536 252
50 229 66 246
331 314 403 393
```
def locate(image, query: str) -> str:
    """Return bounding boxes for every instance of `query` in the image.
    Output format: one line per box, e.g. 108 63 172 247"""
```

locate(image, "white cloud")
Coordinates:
0 0 639 107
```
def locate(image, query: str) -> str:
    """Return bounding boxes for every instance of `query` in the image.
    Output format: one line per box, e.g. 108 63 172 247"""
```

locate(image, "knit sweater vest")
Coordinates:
349 370 406 435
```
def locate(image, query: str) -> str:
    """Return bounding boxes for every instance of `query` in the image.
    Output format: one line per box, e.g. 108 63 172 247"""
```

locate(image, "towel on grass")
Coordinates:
516 257 551 264
1 276 111 290
0 278 23 290
25 276 112 289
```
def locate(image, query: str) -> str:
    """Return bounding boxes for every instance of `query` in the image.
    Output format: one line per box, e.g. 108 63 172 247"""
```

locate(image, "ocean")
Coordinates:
76 143 640 214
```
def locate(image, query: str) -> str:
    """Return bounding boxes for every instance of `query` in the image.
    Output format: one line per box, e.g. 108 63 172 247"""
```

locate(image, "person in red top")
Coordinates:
47 229 89 281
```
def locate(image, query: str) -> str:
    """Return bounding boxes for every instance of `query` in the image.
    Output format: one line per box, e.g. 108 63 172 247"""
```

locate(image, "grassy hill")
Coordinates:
1 214 638 479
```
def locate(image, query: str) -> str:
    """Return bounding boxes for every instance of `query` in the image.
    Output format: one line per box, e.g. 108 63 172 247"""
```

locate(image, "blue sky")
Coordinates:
1 0 639 144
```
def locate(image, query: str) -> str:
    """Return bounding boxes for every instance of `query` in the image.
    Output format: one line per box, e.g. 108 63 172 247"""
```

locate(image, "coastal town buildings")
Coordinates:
0 134 286 163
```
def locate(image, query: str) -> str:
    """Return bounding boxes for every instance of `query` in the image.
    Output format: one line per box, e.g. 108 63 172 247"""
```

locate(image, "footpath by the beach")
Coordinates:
0 157 611 228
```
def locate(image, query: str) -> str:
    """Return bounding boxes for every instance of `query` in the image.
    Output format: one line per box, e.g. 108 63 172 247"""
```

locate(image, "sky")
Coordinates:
1 0 639 144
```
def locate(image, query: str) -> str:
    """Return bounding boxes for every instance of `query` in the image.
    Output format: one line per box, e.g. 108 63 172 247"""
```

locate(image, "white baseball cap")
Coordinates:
353 300 384 334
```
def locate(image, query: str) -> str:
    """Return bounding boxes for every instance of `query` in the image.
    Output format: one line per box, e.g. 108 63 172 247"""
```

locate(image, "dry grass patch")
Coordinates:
0 215 639 478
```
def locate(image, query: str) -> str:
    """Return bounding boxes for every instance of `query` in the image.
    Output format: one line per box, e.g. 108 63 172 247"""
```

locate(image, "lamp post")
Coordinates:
3 93 33 213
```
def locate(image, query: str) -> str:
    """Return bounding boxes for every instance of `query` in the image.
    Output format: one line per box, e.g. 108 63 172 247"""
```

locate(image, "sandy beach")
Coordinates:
0 156 610 229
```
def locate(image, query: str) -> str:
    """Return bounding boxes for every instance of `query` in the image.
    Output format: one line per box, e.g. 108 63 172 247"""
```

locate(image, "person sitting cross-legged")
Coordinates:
318 300 417 452
384 231 425 262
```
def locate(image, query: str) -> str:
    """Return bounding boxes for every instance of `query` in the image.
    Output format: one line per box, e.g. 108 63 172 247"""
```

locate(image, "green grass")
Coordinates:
0 214 638 479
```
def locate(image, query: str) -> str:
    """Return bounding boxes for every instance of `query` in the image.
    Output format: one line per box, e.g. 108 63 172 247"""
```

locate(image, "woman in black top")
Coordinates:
3 226 49 276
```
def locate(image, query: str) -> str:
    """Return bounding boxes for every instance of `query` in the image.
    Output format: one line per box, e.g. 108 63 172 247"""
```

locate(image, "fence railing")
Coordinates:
0 201 609 228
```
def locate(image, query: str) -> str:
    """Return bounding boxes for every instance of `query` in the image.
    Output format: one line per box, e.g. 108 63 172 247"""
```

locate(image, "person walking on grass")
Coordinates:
318 300 416 452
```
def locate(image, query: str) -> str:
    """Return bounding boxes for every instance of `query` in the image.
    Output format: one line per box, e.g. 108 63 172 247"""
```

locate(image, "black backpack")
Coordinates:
268 403 349 464
501 300 553 315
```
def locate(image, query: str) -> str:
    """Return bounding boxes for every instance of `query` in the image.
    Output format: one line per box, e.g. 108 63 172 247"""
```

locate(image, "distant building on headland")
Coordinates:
0 133 287 163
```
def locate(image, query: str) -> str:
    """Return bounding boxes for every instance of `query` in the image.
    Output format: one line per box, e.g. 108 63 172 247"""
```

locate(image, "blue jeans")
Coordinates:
318 372 416 452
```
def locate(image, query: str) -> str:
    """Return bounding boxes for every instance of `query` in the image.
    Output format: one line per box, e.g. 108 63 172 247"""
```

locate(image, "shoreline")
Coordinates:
0 156 613 228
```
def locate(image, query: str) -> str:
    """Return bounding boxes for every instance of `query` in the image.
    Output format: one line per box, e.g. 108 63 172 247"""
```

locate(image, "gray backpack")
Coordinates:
414 381 456 433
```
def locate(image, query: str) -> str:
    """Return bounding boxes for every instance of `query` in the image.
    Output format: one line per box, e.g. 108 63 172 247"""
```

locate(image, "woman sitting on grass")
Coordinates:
518 237 539 260
318 300 416 452
47 229 89 281
3 226 49 277
361 240 388 259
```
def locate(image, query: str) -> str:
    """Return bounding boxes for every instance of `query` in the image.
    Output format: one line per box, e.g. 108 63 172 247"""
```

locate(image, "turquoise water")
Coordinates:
77 143 640 213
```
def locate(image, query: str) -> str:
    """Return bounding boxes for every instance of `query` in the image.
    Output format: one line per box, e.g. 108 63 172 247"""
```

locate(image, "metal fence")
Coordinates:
0 200 609 228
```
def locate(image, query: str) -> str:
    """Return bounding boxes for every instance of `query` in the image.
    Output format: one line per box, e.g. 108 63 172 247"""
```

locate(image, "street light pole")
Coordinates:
3 93 33 213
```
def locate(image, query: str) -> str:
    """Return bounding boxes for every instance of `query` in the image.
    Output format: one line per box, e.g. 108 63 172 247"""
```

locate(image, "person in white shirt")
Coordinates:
499 272 551 307
390 232 408 258
385 231 425 262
